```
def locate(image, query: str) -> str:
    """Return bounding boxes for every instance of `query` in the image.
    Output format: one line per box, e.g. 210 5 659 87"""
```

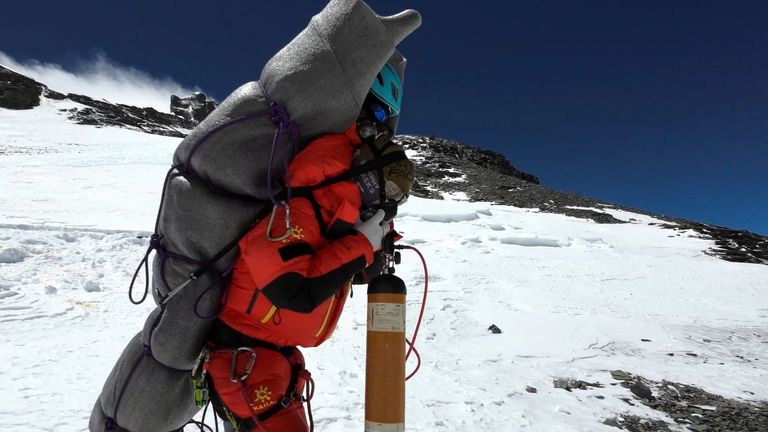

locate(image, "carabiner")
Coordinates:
266 204 292 242
191 347 210 379
230 347 257 383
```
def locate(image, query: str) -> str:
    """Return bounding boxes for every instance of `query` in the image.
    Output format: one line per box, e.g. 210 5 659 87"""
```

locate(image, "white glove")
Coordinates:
354 209 388 250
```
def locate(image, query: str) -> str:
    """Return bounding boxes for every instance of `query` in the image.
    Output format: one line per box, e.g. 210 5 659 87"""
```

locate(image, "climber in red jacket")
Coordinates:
201 63 415 432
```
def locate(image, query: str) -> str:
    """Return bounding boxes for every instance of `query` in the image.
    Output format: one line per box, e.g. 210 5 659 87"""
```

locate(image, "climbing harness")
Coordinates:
204 344 315 432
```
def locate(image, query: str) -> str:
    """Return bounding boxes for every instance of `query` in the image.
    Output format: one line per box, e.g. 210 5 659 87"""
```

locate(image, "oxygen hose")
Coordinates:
396 245 429 381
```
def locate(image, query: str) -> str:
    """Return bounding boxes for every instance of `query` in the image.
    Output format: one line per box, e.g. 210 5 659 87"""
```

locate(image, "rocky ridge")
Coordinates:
1 65 216 137
0 65 46 109
547 370 768 432
395 135 767 265
2 64 765 265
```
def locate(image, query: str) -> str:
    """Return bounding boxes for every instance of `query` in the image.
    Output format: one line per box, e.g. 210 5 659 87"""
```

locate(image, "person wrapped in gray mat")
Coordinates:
204 62 415 432
89 1 420 431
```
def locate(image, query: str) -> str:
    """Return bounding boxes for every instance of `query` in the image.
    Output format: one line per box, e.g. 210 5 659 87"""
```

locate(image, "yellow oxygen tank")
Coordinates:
365 273 406 432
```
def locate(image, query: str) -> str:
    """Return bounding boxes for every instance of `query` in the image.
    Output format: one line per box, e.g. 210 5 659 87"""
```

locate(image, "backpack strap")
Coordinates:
277 150 407 239
159 205 273 307
288 150 408 198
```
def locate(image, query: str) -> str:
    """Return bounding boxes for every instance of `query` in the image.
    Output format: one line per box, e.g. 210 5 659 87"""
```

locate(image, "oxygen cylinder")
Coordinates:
365 273 407 432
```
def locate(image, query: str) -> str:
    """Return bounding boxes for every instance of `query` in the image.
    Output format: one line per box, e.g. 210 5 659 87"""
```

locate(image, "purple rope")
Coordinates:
133 85 299 308
260 81 299 207
128 243 152 305
149 235 206 298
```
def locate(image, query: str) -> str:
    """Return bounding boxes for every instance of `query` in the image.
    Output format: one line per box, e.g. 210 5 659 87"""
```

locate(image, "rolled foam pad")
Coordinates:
91 333 199 432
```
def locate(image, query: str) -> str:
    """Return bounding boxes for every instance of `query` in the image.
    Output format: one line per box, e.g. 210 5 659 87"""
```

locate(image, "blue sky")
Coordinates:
3 0 767 235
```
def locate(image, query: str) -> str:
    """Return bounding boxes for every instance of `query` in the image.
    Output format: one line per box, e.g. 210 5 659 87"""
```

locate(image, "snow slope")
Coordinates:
1 100 767 431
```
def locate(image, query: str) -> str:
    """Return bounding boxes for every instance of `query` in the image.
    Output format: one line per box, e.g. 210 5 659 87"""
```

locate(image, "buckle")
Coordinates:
281 396 292 408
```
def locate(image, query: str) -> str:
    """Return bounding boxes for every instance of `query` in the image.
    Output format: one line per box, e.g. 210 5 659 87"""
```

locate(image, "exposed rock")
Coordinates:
612 374 768 432
396 133 768 266
398 135 629 224
608 415 675 431
0 65 44 109
630 381 653 400
44 88 66 100
1 64 205 137
611 370 634 381
667 223 768 265
64 93 188 137
171 93 217 127
553 377 604 391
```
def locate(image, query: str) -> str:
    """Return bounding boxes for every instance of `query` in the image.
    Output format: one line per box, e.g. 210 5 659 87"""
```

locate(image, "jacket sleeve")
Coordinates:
240 202 374 313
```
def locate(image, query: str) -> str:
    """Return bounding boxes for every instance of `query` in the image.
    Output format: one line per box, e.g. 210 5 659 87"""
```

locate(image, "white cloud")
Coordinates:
0 51 201 113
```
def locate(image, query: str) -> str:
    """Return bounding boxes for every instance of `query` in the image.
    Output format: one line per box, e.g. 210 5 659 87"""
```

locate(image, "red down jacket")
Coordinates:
218 127 376 347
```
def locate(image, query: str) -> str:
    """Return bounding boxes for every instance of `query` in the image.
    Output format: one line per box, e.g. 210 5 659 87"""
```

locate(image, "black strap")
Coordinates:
253 359 303 421
287 150 408 199
209 321 281 351
306 195 328 238
275 150 408 241
189 205 273 280
368 138 388 204
377 140 398 154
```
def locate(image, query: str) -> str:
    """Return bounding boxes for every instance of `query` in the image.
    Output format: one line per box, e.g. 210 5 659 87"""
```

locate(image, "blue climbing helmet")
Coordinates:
369 63 402 119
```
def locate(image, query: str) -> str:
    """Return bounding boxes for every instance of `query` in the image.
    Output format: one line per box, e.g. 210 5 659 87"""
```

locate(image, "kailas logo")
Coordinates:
281 225 305 244
249 385 276 413
254 385 272 402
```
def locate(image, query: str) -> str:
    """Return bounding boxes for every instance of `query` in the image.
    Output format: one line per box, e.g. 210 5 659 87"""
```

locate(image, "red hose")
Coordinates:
398 245 428 381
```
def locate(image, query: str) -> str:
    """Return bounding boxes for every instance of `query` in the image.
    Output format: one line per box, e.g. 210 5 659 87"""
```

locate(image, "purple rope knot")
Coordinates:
149 234 164 249
269 101 300 143
174 162 187 173
269 101 289 124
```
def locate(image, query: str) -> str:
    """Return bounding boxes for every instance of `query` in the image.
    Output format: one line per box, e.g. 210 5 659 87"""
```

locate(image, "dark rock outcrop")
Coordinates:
171 93 217 127
660 222 768 265
397 135 625 224
1 64 210 136
63 94 189 137
610 374 768 432
0 65 44 109
396 134 767 265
